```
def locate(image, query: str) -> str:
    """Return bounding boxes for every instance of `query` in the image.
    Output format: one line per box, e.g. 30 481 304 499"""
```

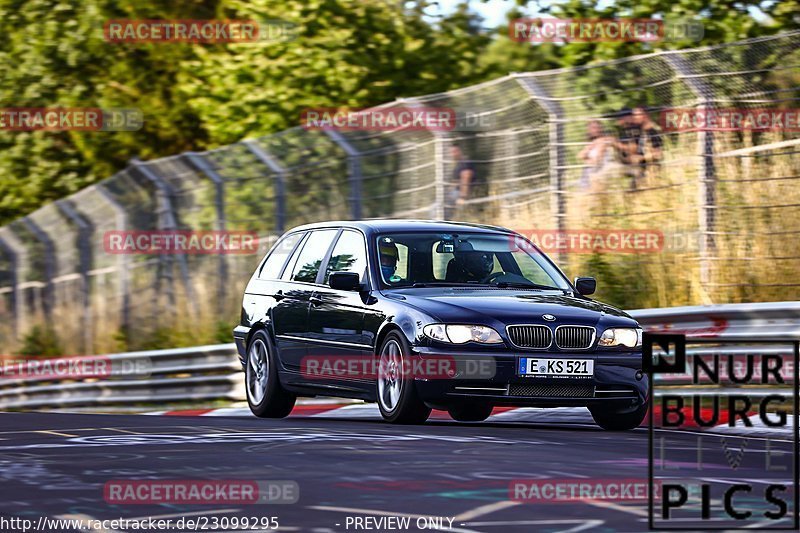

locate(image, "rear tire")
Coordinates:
448 403 493 422
376 331 431 424
245 330 296 418
590 400 648 431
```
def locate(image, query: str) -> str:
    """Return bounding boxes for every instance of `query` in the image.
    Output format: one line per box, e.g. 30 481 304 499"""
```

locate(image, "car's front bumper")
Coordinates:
410 346 647 410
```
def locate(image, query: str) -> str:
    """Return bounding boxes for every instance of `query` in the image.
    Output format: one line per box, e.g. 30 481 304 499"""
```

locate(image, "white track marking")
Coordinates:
453 500 522 521
461 519 604 532
582 499 649 517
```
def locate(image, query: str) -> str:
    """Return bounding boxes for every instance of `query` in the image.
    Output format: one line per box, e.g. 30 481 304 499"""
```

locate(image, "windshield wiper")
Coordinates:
491 281 563 291
410 281 483 288
409 281 564 291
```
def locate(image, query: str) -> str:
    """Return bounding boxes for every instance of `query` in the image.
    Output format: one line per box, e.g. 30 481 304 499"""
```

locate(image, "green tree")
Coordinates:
496 0 800 69
0 0 213 223
179 0 491 145
1 0 797 225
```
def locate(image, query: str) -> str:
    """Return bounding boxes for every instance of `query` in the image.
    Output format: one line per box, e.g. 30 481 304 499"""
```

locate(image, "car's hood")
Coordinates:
389 288 637 328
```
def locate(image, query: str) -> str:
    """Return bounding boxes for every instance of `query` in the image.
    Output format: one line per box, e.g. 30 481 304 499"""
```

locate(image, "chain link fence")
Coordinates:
0 31 798 354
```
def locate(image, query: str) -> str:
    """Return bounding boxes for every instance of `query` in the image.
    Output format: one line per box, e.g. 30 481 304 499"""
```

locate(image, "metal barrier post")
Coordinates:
184 152 229 315
664 53 717 288
56 200 93 353
95 184 131 340
513 75 566 264
0 235 19 341
241 140 287 233
433 135 446 220
21 217 57 323
323 129 363 220
401 99 446 220
129 158 199 316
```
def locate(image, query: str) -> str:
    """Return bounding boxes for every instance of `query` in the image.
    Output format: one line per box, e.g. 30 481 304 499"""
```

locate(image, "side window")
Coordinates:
259 232 304 279
281 233 307 281
325 230 367 284
288 229 338 283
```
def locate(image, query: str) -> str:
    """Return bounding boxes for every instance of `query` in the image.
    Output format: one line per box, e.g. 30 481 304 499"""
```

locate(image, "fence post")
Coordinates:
664 53 717 289
241 140 287 233
513 75 566 264
56 200 93 353
0 234 19 341
433 135 447 220
323 129 363 220
129 158 199 316
21 217 57 323
95 184 131 342
401 99 446 220
184 152 229 316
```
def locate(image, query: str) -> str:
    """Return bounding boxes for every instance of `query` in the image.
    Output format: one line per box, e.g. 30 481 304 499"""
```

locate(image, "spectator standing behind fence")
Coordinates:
445 145 476 219
578 120 615 193
615 107 663 190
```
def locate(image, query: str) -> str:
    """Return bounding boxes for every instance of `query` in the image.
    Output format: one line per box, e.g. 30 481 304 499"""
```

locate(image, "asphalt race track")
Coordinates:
0 410 795 532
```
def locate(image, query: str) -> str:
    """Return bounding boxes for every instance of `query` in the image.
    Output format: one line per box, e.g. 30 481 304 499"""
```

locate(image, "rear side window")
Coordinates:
259 232 304 279
288 229 338 283
324 230 367 283
281 234 308 281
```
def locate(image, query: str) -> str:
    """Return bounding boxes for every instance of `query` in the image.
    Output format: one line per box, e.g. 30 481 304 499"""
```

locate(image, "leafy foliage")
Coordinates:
0 0 794 224
19 325 63 357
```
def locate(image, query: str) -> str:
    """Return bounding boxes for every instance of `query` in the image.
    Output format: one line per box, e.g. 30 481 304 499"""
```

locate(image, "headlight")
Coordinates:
598 327 642 348
423 324 503 344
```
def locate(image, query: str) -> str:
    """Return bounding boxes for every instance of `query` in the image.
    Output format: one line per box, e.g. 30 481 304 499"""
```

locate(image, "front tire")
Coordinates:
590 400 648 431
448 403 493 422
376 332 431 424
245 330 296 418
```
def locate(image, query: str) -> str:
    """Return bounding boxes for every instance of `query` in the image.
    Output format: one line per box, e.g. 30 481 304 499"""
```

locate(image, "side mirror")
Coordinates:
330 271 361 291
574 277 596 296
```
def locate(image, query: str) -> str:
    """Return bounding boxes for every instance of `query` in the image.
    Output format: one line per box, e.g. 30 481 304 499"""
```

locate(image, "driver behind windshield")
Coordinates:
446 249 494 283
379 238 400 283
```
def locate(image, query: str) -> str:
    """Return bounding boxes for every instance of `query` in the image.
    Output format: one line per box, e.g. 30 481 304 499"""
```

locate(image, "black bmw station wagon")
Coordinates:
234 220 648 430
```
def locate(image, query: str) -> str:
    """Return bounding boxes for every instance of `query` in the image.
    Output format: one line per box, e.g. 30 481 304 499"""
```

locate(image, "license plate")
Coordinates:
518 357 594 378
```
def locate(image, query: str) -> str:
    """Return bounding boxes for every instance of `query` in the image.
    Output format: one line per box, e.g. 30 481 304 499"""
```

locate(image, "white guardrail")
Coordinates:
0 302 798 409
0 344 242 409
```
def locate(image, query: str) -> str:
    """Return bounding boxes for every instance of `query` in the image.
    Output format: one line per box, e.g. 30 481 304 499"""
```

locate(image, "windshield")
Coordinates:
376 232 571 290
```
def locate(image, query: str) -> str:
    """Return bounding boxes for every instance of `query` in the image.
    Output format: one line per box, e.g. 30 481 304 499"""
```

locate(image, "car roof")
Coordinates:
286 219 515 235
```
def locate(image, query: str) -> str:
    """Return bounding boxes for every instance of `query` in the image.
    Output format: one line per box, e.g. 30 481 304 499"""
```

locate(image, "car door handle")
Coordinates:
272 291 285 302
309 296 322 305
